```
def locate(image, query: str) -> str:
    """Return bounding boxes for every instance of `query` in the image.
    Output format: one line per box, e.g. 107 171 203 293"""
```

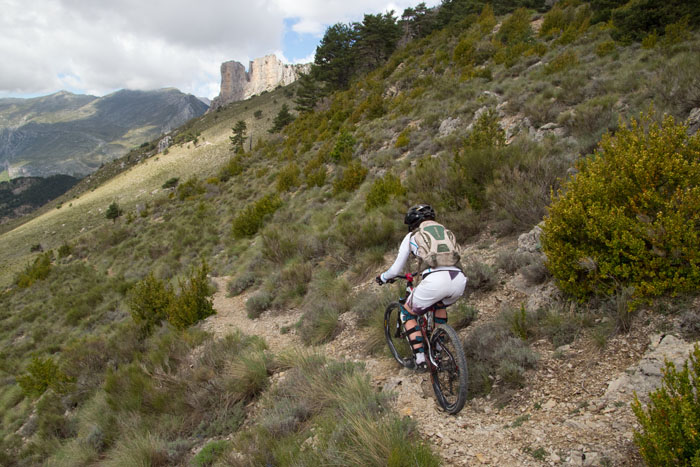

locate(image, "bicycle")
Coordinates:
383 273 468 415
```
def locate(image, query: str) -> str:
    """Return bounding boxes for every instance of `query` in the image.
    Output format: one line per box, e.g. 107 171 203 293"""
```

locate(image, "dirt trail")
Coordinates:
203 275 645 466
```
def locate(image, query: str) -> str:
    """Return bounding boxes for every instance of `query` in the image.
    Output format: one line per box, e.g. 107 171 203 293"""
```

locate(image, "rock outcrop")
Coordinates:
209 55 311 110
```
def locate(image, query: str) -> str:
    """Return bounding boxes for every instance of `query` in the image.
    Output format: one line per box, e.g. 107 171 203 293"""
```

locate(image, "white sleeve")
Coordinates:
381 233 413 282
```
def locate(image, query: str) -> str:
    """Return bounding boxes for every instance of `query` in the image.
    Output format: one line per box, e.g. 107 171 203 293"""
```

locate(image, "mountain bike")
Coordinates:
383 273 468 414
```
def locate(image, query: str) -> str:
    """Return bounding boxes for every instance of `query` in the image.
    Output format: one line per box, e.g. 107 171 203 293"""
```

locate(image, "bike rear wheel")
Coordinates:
384 302 415 369
430 324 468 414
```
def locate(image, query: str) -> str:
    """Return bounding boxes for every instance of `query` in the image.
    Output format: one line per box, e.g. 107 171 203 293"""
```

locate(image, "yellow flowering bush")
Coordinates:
542 113 700 299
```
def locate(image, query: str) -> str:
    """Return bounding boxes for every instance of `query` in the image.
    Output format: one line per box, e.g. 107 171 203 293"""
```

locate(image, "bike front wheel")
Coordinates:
430 324 468 414
384 302 414 369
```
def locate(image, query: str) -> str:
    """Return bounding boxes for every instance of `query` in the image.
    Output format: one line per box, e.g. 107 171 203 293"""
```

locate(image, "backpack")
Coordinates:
413 220 462 271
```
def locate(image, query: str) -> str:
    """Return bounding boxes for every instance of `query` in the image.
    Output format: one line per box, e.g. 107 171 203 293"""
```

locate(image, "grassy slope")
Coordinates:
1 6 699 465
0 87 296 287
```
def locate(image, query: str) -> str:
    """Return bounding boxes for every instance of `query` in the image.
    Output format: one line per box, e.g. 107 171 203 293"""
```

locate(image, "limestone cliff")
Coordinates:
210 55 310 110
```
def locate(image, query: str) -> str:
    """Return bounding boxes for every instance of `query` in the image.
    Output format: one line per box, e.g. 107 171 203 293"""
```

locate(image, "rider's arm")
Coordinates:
380 233 414 283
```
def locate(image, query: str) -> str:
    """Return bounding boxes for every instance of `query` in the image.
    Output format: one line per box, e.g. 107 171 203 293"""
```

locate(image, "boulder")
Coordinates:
603 334 698 403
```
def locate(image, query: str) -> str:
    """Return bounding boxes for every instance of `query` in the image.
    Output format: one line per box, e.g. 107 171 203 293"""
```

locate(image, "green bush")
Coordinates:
276 162 301 192
105 201 123 222
496 8 533 46
394 129 410 148
332 160 368 194
57 243 72 259
596 40 616 57
176 177 206 201
162 177 179 189
542 113 700 300
365 173 405 209
128 272 175 334
232 194 283 237
633 345 700 466
167 262 215 330
218 156 244 181
192 440 229 467
544 50 579 74
329 128 356 163
17 357 72 398
15 252 52 288
246 291 273 319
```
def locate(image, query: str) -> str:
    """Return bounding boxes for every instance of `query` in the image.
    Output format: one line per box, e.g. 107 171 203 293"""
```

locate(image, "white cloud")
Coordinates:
0 0 441 99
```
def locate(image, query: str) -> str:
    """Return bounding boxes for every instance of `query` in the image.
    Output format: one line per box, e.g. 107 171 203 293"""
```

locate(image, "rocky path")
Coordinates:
202 275 659 466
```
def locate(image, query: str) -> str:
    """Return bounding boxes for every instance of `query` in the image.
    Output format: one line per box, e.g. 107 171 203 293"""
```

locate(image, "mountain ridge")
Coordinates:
0 88 208 179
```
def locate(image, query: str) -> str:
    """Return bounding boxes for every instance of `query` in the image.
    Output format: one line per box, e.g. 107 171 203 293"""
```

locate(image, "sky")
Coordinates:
0 0 441 100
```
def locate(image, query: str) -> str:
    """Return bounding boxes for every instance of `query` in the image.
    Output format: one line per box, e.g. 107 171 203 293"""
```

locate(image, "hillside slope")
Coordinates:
1 4 699 466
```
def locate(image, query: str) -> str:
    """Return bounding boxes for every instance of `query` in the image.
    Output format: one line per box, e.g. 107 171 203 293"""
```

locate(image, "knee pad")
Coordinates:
435 316 447 325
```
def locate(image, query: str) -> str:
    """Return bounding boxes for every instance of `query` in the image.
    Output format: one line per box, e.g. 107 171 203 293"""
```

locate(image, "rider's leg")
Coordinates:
400 304 425 357
434 306 447 324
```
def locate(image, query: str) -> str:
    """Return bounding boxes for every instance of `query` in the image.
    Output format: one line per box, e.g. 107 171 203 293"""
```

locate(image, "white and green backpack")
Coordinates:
413 220 462 271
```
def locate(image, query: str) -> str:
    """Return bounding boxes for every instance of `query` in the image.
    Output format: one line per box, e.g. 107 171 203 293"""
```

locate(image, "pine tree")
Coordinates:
294 73 320 112
313 23 356 90
269 104 295 133
230 120 247 153
105 201 123 223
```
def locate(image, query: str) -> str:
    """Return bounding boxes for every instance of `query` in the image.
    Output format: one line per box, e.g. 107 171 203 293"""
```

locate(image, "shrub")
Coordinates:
496 8 533 46
465 108 505 149
15 252 52 288
176 177 205 200
57 244 72 258
299 270 351 345
105 201 123 222
167 261 215 330
596 40 616 57
276 162 301 192
329 128 356 163
633 345 700 466
162 177 179 189
17 357 72 398
219 155 244 181
232 194 283 238
544 50 579 74
227 272 256 296
128 272 175 334
332 160 368 194
463 259 497 292
449 302 478 330
542 113 700 300
394 129 410 148
192 440 229 467
246 291 273 319
462 318 538 396
365 173 405 209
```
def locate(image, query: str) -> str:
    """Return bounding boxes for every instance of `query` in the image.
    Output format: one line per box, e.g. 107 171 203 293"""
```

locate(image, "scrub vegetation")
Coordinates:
1 0 700 464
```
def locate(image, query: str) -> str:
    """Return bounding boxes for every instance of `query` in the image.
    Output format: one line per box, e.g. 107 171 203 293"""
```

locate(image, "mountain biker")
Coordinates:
376 204 467 368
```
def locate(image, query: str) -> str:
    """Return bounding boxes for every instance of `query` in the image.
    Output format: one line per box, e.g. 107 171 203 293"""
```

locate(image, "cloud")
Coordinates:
0 0 441 99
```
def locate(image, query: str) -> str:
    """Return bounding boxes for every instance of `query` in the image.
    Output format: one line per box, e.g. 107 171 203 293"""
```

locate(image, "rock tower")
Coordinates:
209 55 310 110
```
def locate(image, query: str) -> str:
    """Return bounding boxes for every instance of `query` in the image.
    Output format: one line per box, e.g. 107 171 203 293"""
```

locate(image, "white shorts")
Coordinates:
407 270 467 315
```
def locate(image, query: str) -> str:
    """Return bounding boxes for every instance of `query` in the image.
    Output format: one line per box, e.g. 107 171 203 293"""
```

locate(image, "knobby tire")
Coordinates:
384 302 414 369
429 323 468 414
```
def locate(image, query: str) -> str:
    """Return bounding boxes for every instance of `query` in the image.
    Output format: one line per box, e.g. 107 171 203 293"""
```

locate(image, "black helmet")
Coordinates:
404 204 435 231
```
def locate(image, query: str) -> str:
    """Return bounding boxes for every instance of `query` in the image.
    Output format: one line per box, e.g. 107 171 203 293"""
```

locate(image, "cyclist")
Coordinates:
376 204 467 368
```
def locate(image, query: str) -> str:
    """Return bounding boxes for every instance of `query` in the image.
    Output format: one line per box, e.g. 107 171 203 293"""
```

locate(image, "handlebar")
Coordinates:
385 273 415 284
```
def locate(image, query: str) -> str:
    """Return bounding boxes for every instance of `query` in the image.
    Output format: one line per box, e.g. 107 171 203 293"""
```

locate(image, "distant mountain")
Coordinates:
0 174 78 223
0 89 208 178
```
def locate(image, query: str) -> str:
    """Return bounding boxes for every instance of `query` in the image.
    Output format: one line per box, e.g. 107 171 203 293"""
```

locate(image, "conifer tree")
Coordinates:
230 120 247 153
269 104 295 133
